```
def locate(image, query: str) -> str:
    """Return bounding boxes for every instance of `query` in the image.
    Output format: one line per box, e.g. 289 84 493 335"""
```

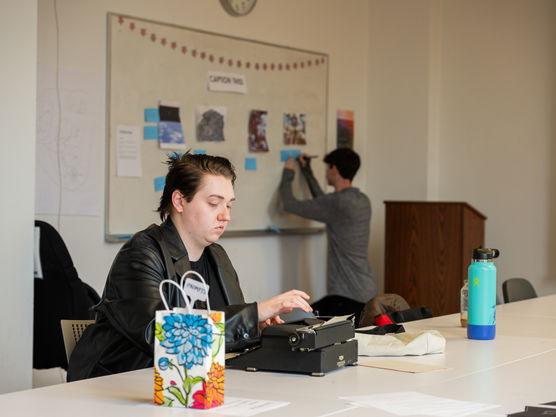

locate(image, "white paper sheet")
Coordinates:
340 392 499 417
140 396 289 415
35 73 103 216
116 125 142 177
212 397 289 416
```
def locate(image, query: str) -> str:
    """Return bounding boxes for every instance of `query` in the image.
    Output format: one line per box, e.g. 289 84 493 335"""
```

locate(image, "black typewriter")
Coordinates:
226 317 358 376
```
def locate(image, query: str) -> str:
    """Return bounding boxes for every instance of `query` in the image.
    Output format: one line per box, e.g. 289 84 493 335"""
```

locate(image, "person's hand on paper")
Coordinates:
284 157 297 170
258 289 312 323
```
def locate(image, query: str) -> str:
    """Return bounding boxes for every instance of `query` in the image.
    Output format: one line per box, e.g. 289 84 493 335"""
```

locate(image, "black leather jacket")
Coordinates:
67 219 259 381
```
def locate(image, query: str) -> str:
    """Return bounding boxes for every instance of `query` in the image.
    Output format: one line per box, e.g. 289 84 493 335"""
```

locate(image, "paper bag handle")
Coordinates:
179 270 211 315
158 279 192 312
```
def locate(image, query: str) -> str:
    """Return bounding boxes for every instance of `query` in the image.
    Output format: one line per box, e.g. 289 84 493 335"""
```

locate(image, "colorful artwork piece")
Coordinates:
248 110 269 152
336 109 354 149
154 310 225 409
283 113 306 145
158 103 186 149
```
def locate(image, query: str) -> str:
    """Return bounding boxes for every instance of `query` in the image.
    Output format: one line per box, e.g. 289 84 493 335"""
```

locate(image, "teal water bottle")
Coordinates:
467 247 500 340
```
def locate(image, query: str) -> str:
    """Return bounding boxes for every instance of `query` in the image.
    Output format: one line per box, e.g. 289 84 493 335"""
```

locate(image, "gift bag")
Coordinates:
153 271 225 409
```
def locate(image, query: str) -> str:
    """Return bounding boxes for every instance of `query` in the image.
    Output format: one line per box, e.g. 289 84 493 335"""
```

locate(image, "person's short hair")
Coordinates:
157 151 236 221
323 148 361 181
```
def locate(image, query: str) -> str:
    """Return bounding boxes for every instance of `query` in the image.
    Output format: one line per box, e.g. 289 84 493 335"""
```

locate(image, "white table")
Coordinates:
2 295 555 417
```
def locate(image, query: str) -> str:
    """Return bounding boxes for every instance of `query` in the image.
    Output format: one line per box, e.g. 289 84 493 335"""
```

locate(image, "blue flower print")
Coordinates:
160 313 212 369
158 356 170 371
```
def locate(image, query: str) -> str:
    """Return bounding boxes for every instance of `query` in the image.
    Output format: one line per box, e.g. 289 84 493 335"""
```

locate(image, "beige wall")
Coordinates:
368 0 556 297
36 0 556 310
0 0 37 393
438 0 556 295
35 0 371 303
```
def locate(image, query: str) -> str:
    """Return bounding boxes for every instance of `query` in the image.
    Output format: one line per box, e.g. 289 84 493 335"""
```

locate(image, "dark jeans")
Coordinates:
311 295 365 319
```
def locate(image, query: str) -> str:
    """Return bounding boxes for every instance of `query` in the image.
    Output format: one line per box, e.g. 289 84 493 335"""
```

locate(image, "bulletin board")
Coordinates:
106 13 328 241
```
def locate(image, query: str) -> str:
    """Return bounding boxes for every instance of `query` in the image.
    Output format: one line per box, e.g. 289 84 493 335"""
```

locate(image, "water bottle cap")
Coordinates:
472 247 500 260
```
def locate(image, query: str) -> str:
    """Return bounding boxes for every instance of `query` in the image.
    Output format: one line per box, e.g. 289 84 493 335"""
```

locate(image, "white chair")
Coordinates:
60 320 95 363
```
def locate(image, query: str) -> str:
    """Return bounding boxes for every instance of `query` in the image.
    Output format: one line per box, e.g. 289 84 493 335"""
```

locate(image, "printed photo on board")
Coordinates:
196 105 226 142
283 113 306 145
158 102 186 150
336 109 354 149
248 110 269 152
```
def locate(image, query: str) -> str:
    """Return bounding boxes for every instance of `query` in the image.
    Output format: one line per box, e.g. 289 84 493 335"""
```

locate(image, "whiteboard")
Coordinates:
106 14 328 240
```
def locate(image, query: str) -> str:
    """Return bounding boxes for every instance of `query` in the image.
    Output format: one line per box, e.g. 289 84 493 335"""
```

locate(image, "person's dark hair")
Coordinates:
157 151 236 220
323 148 360 181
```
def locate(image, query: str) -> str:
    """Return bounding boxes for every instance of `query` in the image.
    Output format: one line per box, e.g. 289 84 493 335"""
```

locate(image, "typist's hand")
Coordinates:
258 316 285 331
257 289 312 323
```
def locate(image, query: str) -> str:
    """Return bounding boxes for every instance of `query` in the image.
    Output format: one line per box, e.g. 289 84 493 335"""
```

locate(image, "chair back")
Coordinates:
502 278 537 303
60 320 95 363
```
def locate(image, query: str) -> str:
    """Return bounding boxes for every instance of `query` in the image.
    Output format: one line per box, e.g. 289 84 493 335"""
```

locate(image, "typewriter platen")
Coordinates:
226 317 358 376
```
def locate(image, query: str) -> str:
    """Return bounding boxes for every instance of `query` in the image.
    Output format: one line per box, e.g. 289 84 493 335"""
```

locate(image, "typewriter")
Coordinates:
226 316 358 376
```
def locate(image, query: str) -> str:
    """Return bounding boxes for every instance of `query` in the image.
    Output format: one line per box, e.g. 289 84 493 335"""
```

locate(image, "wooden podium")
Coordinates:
384 201 486 316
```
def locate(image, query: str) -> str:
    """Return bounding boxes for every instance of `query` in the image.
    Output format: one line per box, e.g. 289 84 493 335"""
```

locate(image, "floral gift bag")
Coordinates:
153 272 225 409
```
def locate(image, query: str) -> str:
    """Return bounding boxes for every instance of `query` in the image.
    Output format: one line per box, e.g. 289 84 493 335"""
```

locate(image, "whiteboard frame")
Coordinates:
105 13 328 242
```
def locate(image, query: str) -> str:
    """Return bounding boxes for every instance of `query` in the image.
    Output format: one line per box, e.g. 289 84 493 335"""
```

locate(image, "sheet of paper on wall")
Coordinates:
283 113 306 145
337 109 354 149
35 80 103 216
196 105 226 141
207 71 247 94
34 226 43 279
116 125 142 177
248 110 269 152
158 101 186 150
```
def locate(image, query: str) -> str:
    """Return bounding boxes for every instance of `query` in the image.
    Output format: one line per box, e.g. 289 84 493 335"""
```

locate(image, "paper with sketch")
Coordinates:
341 392 499 417
116 125 142 177
358 359 448 373
211 397 289 416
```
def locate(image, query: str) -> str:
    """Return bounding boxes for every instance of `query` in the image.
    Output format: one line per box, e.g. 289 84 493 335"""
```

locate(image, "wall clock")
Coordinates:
220 0 257 17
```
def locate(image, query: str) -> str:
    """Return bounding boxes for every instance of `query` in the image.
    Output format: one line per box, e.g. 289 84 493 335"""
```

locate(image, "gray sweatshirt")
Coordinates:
280 166 377 303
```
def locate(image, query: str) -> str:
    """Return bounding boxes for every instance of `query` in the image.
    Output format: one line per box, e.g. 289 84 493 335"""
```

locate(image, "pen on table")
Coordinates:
302 155 318 159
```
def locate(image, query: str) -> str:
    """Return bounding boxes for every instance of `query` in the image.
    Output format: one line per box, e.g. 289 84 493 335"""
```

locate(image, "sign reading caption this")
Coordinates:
207 71 247 94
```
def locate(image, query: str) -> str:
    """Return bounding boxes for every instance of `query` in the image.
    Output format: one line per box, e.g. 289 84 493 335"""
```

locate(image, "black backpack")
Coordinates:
33 220 100 370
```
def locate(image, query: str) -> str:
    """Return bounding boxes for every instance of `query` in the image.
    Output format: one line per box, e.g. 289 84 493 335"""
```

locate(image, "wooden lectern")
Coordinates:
384 201 486 316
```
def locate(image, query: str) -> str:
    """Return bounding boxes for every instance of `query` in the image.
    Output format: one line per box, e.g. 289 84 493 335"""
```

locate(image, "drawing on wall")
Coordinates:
283 113 306 145
158 102 185 149
196 105 226 142
248 110 269 152
36 84 103 216
336 109 354 149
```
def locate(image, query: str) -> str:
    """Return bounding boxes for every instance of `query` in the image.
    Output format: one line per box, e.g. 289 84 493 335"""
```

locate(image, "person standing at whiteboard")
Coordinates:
68 152 312 381
279 148 377 317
